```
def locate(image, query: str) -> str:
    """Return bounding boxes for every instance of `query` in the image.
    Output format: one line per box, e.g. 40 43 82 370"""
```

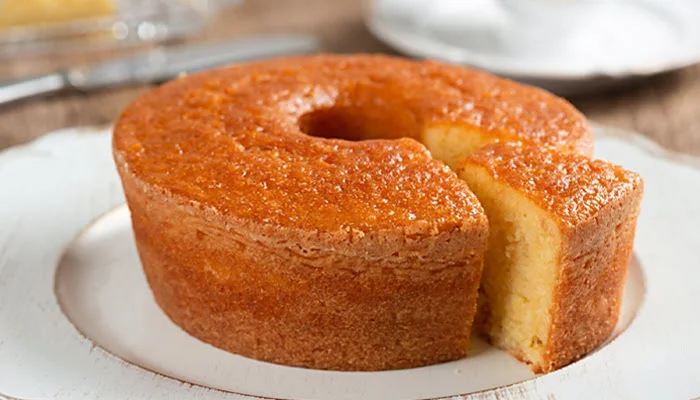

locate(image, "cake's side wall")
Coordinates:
545 185 643 372
114 157 488 372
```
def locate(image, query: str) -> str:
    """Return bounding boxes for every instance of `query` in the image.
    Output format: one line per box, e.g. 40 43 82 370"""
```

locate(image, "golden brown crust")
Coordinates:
545 178 643 372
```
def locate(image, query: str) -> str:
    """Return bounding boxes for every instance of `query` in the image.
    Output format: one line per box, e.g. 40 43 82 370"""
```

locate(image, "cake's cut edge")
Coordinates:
422 125 491 169
459 164 560 370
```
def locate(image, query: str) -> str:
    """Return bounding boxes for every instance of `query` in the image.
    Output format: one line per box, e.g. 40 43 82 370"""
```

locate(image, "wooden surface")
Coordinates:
1 0 700 155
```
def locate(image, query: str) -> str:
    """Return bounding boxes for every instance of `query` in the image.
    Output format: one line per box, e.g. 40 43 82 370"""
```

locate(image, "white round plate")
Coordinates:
52 205 644 400
365 0 700 95
0 125 699 399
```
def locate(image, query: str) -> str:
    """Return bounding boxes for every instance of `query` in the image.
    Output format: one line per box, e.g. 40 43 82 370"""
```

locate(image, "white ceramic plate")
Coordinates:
365 0 700 95
0 125 699 399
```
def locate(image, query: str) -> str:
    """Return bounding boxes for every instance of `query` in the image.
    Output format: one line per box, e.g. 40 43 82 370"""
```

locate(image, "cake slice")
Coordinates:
457 143 643 373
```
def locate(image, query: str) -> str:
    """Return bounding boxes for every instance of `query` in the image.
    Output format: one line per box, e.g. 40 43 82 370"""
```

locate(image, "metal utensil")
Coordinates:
0 34 319 106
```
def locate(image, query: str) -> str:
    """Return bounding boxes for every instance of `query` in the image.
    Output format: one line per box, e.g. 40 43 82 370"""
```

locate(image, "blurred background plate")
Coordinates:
365 0 700 95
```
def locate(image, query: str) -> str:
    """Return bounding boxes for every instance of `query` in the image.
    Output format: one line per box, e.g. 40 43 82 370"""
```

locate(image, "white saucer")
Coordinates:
1 126 700 399
365 0 700 95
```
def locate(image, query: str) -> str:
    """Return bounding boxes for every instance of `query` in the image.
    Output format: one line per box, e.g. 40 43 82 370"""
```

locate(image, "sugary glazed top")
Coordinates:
459 142 642 228
113 54 591 235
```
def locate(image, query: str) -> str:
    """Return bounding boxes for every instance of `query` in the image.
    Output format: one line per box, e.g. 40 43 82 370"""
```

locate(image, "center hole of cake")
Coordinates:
298 106 419 141
298 107 366 141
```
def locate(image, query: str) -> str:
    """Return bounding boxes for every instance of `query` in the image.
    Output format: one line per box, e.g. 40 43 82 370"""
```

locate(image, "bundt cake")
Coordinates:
112 54 640 372
458 143 643 373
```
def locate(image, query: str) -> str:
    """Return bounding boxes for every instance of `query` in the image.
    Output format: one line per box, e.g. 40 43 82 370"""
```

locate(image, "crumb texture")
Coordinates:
460 165 559 369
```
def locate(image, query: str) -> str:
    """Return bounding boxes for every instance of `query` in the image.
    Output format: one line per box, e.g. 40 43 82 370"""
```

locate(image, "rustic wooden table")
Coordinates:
2 0 700 155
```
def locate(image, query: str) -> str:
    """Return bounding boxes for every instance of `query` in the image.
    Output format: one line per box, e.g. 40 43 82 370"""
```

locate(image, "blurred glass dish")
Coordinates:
0 0 241 57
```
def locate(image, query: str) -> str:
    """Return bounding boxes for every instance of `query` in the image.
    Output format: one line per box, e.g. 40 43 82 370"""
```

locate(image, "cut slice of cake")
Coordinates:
457 142 643 373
